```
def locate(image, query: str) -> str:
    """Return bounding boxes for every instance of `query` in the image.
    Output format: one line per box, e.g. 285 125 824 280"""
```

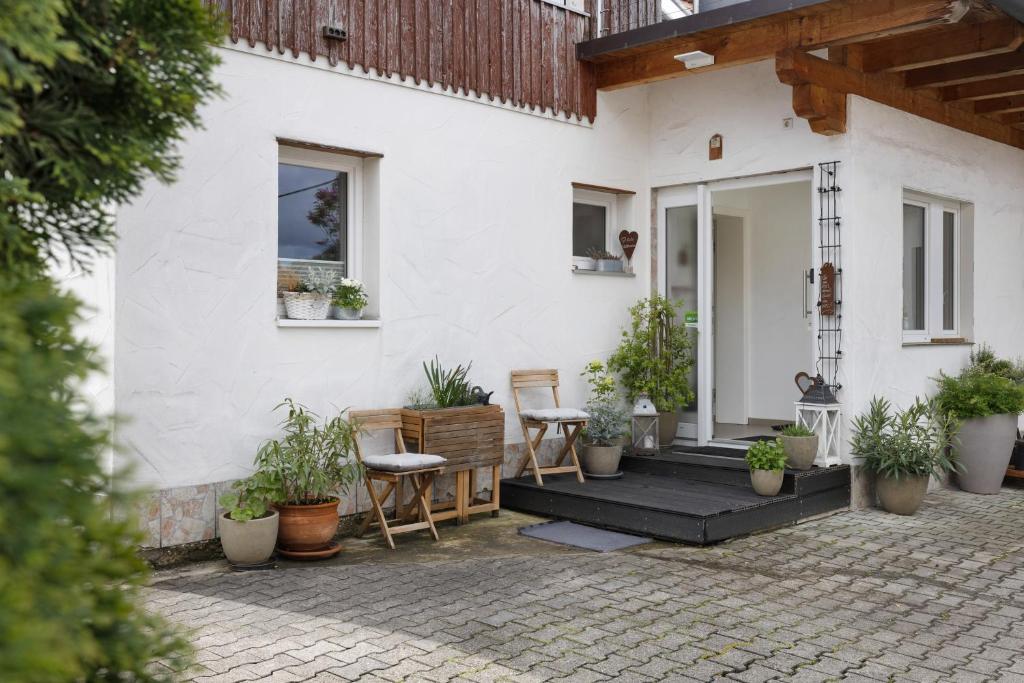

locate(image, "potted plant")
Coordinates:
218 476 279 566
779 424 818 470
935 367 1024 494
608 295 694 446
282 266 337 320
579 361 629 476
745 438 786 496
331 278 368 320
587 248 623 272
850 397 960 515
251 398 362 559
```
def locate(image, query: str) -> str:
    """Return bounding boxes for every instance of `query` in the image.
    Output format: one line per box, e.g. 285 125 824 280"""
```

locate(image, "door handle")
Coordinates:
802 268 814 319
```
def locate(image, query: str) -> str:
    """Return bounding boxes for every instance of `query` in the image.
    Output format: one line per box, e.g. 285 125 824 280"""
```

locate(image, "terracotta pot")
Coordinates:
781 435 818 470
219 510 279 565
581 444 623 476
274 499 339 552
658 412 679 446
750 468 784 496
955 413 1018 494
875 474 928 516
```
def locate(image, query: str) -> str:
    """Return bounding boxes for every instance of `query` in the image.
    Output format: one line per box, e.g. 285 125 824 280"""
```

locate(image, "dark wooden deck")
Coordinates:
500 448 850 545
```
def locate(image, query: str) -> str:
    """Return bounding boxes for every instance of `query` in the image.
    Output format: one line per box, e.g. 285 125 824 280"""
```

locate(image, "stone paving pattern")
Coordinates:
146 487 1024 682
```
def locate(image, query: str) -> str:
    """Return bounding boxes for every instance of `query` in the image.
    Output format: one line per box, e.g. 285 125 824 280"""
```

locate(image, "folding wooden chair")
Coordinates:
350 409 446 550
510 369 588 486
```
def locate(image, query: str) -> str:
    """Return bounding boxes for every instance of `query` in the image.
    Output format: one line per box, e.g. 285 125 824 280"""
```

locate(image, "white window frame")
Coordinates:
278 145 363 282
572 188 616 259
902 190 961 343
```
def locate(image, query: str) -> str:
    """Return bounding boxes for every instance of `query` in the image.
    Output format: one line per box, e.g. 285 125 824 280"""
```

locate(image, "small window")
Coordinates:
902 191 965 342
572 188 614 259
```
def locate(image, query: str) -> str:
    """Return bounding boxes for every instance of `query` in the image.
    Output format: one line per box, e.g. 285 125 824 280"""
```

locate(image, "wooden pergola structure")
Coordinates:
579 0 1024 149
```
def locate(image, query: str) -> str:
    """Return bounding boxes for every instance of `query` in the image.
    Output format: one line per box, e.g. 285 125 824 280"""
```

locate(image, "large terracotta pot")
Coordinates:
219 510 279 565
781 435 818 470
581 444 622 476
274 499 339 551
955 413 1018 494
875 474 928 516
750 469 784 496
658 412 679 446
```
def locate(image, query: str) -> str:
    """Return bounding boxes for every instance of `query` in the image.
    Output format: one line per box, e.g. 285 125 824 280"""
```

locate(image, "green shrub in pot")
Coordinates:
744 438 786 496
779 424 818 471
579 361 629 476
935 368 1024 495
218 476 279 566
850 397 960 515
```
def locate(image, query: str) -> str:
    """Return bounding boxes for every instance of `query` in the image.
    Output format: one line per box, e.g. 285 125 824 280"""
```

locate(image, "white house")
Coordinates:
80 0 1024 548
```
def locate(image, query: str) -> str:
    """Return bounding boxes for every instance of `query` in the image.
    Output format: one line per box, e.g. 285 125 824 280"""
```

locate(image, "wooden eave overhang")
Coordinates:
579 0 1024 150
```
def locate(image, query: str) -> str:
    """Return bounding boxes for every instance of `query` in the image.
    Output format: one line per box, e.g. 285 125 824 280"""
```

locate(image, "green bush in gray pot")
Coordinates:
851 397 960 515
780 424 818 470
935 369 1024 494
744 439 786 496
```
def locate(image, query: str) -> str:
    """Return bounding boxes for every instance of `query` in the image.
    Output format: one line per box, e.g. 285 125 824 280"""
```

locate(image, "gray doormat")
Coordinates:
519 521 652 552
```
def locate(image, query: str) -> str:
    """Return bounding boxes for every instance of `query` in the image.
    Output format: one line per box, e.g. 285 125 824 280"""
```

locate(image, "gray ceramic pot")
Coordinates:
750 468 784 496
331 306 363 320
875 474 928 515
219 510 279 566
955 413 1018 494
581 444 623 476
658 412 679 446
596 258 623 272
781 434 818 470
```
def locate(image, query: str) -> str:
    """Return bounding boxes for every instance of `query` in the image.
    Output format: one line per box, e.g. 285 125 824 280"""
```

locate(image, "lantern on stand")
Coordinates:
632 394 659 456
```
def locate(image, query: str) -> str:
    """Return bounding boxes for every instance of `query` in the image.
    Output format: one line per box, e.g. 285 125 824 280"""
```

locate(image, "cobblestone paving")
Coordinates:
147 487 1024 682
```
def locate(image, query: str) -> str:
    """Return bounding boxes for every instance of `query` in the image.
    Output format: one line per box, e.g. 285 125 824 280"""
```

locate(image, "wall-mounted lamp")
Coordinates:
674 50 715 69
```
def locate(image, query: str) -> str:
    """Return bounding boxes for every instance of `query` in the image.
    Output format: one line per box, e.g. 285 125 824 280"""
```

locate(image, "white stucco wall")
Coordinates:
115 46 652 489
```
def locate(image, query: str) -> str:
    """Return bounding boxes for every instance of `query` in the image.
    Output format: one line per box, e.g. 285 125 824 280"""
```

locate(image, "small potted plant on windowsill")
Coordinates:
282 267 338 320
851 397 960 515
745 438 786 496
779 424 818 470
579 361 629 476
587 248 624 273
218 477 279 567
331 278 368 320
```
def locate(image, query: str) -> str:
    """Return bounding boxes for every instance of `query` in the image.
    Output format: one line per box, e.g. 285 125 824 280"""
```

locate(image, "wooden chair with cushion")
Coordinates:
350 409 446 550
510 369 589 486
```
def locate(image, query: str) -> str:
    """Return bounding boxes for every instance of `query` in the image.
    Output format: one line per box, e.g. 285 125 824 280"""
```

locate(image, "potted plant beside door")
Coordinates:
850 397 960 515
608 295 694 447
579 361 630 476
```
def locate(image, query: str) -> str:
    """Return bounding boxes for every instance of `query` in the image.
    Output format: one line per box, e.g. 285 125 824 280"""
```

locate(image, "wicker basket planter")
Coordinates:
282 292 330 320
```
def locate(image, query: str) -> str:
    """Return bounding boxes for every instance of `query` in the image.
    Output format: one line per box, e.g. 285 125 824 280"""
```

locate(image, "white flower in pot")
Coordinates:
282 266 337 320
331 278 369 320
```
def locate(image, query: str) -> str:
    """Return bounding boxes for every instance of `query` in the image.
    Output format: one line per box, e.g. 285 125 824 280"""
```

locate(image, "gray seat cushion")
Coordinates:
519 408 589 422
362 453 446 472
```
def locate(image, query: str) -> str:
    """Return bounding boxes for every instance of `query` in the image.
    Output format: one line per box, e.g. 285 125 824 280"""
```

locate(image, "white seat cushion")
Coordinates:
519 408 589 422
363 453 446 472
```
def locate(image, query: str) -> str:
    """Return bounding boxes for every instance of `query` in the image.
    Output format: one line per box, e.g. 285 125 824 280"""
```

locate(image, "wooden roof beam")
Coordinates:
856 18 1023 72
596 0 970 90
776 48 1024 149
903 47 1024 87
1001 111 1024 124
974 94 1024 113
940 73 1024 99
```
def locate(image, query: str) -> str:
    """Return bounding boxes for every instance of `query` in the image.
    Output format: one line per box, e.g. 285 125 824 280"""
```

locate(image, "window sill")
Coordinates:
902 339 973 347
572 269 635 278
277 318 381 329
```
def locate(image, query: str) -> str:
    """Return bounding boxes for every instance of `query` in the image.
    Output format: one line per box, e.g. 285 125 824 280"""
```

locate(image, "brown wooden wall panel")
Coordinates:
601 0 661 36
208 0 598 121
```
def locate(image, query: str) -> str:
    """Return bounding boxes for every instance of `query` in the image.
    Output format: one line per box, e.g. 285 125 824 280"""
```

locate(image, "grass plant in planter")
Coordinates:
579 361 629 476
745 438 786 496
780 424 818 470
935 365 1024 494
251 399 362 559
282 267 337 320
587 248 624 273
850 397 960 515
331 278 368 320
218 477 279 567
608 296 694 447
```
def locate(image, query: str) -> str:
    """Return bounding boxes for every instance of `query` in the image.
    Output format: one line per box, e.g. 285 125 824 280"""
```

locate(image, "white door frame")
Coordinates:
656 168 814 448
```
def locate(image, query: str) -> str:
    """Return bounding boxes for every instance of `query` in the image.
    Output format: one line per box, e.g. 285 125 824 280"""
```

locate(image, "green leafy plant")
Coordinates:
781 424 814 437
331 277 369 310
967 343 1024 384
580 361 628 446
608 296 695 413
252 399 363 505
297 266 339 295
581 360 617 402
745 439 787 471
850 397 961 480
423 357 475 408
219 475 277 522
934 371 1024 420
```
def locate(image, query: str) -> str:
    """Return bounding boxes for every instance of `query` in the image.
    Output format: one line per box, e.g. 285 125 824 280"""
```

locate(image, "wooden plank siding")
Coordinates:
601 0 662 36
206 0 599 121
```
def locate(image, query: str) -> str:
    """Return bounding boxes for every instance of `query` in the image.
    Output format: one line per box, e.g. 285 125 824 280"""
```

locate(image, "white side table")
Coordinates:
795 402 842 467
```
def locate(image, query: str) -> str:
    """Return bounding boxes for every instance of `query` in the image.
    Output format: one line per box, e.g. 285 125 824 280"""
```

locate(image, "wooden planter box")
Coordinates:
401 404 504 523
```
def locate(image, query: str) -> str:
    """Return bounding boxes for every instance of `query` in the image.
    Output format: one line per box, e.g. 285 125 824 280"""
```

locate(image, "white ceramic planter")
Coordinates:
573 256 597 271
219 510 279 565
331 306 363 320
282 292 330 320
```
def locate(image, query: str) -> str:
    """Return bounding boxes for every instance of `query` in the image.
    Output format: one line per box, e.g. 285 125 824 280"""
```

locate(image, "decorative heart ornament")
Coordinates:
618 230 639 260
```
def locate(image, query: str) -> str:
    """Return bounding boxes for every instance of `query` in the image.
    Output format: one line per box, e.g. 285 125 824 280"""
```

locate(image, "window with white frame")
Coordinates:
902 191 964 342
572 188 615 259
277 146 362 299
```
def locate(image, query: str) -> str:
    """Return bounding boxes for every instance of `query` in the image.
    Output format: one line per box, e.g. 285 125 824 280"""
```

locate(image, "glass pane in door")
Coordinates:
665 205 699 440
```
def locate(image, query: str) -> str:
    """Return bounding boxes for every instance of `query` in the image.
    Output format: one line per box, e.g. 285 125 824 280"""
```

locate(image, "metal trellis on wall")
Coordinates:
817 161 842 395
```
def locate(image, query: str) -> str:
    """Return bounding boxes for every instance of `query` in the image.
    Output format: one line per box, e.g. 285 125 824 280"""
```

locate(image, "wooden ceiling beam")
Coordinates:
974 94 1024 113
596 0 970 90
940 73 1024 99
857 18 1022 72
1001 111 1024 124
903 48 1024 87
775 48 1024 148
